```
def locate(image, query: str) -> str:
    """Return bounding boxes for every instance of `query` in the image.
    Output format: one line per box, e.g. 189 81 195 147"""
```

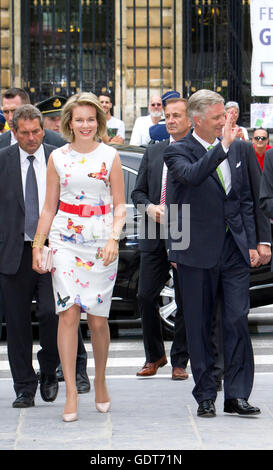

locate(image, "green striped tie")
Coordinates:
207 145 226 192
216 166 226 193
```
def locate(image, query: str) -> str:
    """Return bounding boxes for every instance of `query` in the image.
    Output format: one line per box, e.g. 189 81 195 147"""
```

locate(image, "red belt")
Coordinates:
59 201 111 217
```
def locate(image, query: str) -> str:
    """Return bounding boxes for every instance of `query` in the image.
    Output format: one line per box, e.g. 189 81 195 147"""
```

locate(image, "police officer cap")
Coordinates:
161 90 180 107
149 121 169 142
36 96 67 117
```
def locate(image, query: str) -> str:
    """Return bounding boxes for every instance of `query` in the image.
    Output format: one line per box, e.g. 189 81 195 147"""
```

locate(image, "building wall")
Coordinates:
115 0 181 131
1 0 180 134
0 0 21 91
0 0 11 89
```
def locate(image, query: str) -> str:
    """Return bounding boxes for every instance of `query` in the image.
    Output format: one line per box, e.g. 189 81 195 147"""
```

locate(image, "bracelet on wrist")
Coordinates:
110 231 120 242
32 233 47 249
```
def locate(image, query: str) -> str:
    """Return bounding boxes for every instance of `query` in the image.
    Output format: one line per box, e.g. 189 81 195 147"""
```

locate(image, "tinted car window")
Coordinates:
122 166 137 204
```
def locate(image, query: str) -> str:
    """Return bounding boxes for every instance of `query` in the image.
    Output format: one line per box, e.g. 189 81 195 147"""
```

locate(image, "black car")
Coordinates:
109 144 273 338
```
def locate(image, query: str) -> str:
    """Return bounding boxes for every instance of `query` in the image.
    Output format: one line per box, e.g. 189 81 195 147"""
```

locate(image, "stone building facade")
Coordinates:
0 1 252 133
0 1 182 133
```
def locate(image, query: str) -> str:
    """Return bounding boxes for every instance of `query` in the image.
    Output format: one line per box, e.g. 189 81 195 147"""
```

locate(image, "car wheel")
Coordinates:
159 271 176 340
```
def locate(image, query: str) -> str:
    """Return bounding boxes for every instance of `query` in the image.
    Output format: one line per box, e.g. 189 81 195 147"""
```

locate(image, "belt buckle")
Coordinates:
78 204 93 217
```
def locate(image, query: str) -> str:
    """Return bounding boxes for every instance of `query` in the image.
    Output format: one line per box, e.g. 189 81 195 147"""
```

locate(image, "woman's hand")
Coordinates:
32 247 48 274
103 239 119 266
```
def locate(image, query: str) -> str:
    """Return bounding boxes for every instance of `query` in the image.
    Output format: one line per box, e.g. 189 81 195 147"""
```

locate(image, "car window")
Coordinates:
122 166 137 204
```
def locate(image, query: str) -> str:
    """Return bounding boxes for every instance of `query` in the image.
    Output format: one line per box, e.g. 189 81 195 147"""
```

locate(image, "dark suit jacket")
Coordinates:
260 148 273 219
131 140 169 251
243 141 271 244
0 143 56 275
163 131 257 269
0 129 66 149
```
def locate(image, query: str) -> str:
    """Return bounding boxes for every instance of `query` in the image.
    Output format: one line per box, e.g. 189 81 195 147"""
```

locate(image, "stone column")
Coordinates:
121 0 174 132
0 0 11 89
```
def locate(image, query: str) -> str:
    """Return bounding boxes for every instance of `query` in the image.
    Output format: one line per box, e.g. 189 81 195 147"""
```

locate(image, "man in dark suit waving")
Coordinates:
0 105 60 407
131 98 191 379
164 89 261 417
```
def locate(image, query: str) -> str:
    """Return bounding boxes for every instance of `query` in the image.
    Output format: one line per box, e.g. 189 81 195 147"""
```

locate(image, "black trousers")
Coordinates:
177 231 254 404
0 243 59 396
137 247 189 368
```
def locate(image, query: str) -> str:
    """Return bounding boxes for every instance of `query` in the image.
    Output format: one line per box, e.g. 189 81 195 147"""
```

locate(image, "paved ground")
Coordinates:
1 374 273 452
1 333 273 453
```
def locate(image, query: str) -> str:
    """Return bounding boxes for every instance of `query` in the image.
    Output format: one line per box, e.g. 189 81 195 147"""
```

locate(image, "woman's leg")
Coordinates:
87 314 110 404
58 305 81 413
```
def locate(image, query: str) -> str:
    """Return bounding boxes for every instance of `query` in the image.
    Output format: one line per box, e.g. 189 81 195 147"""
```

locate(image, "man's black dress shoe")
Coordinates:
197 400 216 417
12 392 35 408
224 398 261 415
40 373 59 402
76 370 91 394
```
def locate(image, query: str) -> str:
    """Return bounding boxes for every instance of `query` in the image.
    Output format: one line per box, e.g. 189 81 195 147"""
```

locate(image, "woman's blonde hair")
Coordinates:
60 92 106 141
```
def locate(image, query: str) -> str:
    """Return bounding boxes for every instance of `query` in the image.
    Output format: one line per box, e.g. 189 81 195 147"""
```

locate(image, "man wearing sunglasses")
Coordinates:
252 128 272 170
130 95 163 146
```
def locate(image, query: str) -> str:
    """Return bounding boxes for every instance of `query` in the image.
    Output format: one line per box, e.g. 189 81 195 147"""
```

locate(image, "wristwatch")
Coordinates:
110 231 120 242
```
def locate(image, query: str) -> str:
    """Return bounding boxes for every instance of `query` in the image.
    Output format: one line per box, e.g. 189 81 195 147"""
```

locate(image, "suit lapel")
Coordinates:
43 143 51 164
226 142 239 194
151 140 169 201
8 145 25 212
188 133 207 161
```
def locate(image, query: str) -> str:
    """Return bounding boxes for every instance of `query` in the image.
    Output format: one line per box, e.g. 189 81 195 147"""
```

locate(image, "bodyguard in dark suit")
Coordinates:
244 142 272 261
260 148 273 210
131 98 191 379
259 148 273 260
164 89 261 417
0 105 59 407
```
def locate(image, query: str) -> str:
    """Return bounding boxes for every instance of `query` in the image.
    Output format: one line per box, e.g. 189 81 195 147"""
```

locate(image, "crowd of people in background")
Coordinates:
0 85 273 423
0 86 272 153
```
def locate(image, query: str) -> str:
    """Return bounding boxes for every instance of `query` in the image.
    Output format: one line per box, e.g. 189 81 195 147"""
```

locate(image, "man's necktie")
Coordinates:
160 173 167 205
160 140 176 205
25 155 39 239
216 166 226 193
207 145 226 192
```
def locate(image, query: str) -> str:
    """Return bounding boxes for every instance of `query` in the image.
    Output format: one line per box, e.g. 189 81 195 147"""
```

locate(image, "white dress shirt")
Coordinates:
160 136 176 202
19 144 47 239
130 115 154 146
10 131 17 145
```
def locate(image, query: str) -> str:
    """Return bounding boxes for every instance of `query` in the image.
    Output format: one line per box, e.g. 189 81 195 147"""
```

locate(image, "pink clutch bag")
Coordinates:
41 246 53 271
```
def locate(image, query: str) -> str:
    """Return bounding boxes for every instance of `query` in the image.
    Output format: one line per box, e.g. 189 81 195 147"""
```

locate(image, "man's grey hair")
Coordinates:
12 104 44 132
225 101 239 112
187 89 224 125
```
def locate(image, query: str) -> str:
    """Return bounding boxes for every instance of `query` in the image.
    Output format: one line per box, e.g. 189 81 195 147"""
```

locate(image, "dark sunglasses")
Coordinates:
150 103 162 107
254 136 267 141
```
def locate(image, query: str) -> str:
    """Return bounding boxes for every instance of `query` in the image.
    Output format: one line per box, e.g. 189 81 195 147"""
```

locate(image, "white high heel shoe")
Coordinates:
94 378 110 413
95 401 111 413
62 396 79 422
62 412 78 422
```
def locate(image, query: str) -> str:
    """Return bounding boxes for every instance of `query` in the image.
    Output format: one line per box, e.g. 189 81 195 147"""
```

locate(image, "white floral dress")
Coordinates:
49 142 118 317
